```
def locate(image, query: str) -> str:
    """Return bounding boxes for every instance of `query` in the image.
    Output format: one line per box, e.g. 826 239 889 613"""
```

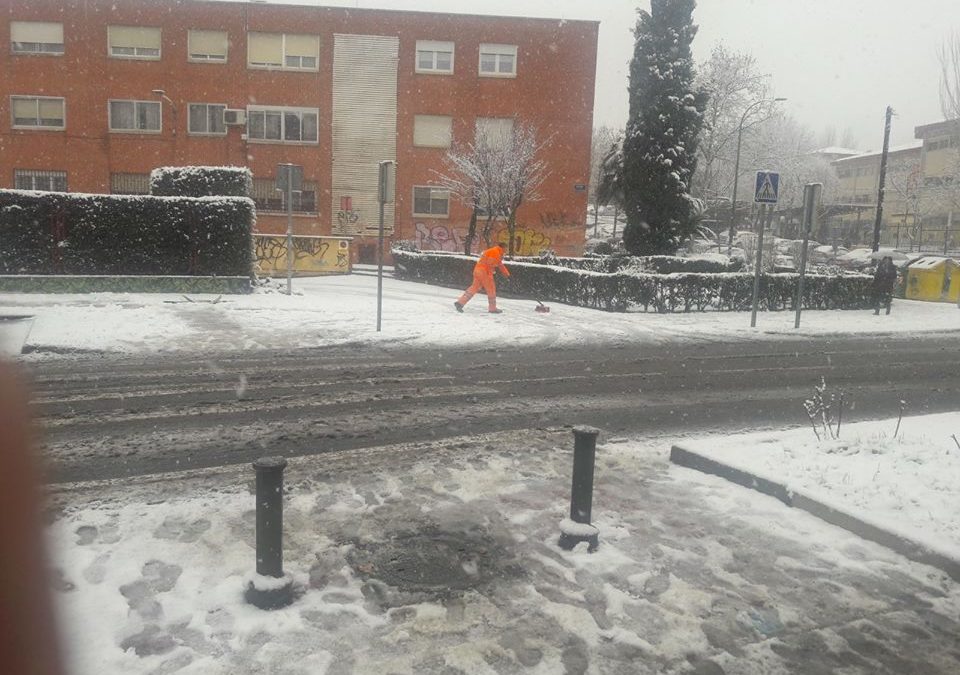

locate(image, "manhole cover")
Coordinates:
347 526 521 596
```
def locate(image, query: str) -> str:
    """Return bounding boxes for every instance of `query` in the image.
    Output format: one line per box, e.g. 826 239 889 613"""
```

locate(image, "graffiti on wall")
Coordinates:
255 235 351 276
496 228 552 256
415 222 462 252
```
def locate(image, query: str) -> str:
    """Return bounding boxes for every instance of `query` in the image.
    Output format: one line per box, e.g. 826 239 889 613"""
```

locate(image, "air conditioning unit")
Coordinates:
223 109 247 126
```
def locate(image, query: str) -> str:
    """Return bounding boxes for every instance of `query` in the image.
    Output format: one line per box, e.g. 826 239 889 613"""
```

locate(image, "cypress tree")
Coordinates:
621 0 707 255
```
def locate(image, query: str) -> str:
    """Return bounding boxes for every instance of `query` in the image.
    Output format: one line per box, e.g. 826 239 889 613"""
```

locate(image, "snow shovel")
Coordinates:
535 300 550 313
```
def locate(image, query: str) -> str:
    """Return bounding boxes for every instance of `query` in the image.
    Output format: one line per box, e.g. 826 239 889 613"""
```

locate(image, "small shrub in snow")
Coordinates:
150 166 252 198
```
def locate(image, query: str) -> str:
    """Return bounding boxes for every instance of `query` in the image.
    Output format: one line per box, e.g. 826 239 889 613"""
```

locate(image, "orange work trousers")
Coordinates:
458 267 498 311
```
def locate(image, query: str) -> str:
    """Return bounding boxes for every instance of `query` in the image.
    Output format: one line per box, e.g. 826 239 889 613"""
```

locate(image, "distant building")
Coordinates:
1 0 599 259
822 119 960 251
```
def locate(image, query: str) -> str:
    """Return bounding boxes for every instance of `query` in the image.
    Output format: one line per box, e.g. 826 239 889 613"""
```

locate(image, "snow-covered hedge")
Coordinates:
510 254 742 275
150 166 252 198
0 190 254 277
392 250 873 313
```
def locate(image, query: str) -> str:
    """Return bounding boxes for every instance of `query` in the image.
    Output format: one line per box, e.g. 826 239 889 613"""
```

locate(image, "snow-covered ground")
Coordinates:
3 274 960 358
48 429 960 674
679 412 960 560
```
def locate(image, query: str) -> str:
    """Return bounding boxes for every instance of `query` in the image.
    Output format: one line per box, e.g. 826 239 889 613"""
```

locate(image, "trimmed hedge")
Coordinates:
0 190 254 277
392 250 873 313
150 166 252 198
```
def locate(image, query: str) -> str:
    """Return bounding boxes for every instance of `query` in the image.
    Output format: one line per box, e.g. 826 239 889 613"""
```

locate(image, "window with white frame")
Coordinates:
14 169 67 192
109 100 161 132
478 43 517 77
247 32 319 71
11 96 65 129
476 116 514 148
108 25 161 59
252 178 317 213
188 30 228 62
415 40 453 74
247 107 318 143
413 115 453 148
188 103 226 134
110 173 150 195
11 21 64 55
413 186 449 217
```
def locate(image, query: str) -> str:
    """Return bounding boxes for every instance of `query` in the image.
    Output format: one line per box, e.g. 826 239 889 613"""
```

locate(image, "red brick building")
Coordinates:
1 0 598 260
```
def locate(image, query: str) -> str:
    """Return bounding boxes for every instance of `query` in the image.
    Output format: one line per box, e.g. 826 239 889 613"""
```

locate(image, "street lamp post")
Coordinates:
727 97 786 254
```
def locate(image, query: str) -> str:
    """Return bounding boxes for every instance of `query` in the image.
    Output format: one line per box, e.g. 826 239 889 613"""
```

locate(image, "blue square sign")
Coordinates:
754 171 780 204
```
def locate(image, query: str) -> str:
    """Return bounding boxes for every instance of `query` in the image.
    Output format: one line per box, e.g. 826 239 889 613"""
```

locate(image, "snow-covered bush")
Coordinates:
150 166 252 198
0 189 254 277
392 250 873 313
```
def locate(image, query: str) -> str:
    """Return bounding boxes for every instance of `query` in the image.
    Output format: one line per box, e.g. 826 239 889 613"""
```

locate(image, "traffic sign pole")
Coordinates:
749 171 780 328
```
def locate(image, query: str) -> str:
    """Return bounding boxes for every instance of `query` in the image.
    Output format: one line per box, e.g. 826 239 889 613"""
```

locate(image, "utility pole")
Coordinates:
871 106 893 252
376 160 395 332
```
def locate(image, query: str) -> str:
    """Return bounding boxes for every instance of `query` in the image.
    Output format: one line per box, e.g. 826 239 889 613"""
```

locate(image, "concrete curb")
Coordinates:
670 444 960 582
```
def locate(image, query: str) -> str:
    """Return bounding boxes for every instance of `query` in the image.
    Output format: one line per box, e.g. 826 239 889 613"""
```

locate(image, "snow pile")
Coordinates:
681 412 960 558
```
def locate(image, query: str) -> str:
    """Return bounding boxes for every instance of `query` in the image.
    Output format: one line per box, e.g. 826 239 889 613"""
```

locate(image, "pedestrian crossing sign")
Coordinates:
754 171 780 203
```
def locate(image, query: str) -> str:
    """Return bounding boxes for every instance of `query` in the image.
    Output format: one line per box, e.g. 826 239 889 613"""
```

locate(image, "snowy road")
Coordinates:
31 333 960 484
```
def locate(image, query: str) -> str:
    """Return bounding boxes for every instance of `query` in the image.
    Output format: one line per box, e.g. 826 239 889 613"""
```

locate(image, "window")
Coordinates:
416 40 454 74
252 178 317 213
247 107 318 143
188 103 226 135
479 44 517 77
11 96 65 129
14 169 67 192
188 30 227 62
413 186 449 217
414 115 453 148
109 100 161 132
110 173 150 195
476 116 514 148
11 21 63 55
247 32 319 71
108 25 161 59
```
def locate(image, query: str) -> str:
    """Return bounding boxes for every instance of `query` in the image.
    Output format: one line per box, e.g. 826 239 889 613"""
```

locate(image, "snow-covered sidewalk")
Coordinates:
674 412 960 570
3 274 960 357
48 428 960 674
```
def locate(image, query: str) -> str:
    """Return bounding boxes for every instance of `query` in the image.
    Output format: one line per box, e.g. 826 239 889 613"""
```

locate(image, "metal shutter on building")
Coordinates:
285 34 319 58
332 34 398 236
248 32 282 66
11 21 63 44
188 30 227 58
414 115 452 148
109 25 161 50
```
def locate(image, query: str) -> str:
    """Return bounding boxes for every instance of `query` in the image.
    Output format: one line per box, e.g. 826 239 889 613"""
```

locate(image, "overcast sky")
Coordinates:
240 0 954 149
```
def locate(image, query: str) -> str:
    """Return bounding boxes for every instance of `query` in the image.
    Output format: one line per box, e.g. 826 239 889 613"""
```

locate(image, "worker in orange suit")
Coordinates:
455 242 510 314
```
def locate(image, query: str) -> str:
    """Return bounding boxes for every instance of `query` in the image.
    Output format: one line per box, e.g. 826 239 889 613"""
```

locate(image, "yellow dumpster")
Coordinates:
904 256 960 302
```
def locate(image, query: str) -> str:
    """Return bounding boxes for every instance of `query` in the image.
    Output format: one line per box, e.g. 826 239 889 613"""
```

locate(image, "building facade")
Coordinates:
829 142 922 247
1 0 598 260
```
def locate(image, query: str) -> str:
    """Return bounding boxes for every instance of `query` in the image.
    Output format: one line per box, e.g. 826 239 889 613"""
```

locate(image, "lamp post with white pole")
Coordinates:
727 97 786 254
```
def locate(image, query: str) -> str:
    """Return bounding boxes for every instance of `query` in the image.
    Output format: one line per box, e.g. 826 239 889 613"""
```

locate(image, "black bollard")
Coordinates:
245 456 293 609
559 426 600 552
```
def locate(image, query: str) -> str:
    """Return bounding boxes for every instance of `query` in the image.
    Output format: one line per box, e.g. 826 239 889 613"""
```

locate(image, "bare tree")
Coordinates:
940 31 960 121
434 123 549 256
500 124 550 257
433 130 502 255
691 44 770 203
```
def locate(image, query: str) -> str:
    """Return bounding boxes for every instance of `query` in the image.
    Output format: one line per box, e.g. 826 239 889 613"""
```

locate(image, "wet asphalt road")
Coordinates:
27 332 960 484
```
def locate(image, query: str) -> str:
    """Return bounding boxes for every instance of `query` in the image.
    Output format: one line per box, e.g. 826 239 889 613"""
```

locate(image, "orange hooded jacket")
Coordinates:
476 245 510 277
